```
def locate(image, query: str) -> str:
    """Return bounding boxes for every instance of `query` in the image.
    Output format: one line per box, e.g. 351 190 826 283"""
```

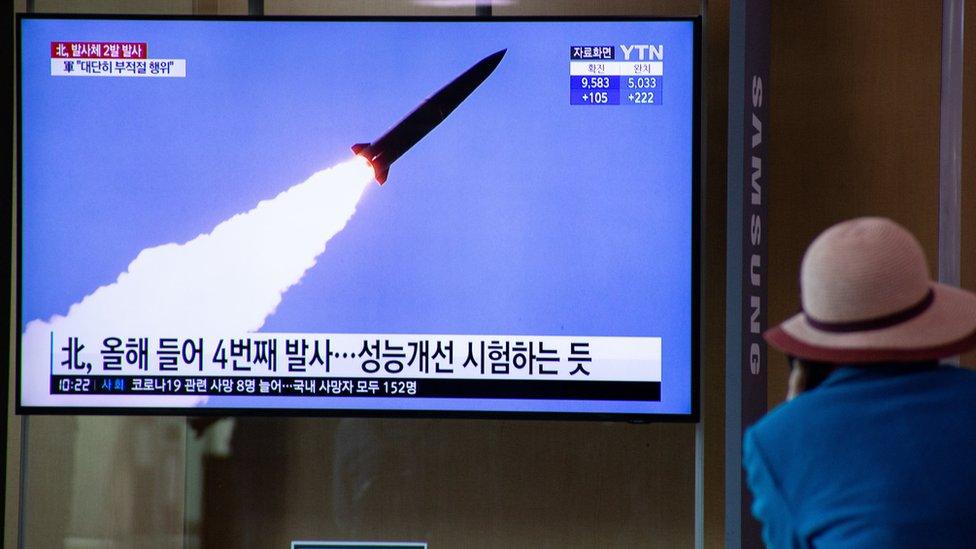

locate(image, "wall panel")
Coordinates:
768 1 944 405
961 0 976 367
32 0 195 14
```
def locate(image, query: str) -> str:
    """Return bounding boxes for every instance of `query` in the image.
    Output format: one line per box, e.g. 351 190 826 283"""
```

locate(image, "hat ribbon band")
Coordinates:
804 288 935 333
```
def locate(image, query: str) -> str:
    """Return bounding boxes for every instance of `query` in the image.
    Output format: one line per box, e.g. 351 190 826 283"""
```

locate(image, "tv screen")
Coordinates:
17 15 700 420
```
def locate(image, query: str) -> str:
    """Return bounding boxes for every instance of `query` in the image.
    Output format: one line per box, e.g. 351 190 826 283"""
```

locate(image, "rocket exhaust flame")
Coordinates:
22 157 375 406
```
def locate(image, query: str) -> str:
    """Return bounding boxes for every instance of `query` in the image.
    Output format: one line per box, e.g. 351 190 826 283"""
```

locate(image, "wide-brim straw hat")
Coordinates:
764 217 976 363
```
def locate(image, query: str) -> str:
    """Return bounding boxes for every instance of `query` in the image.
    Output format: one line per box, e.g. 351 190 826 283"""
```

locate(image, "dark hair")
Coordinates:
786 355 837 391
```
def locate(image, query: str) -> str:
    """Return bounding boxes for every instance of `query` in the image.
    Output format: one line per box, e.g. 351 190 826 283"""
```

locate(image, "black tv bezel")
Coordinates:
15 14 702 423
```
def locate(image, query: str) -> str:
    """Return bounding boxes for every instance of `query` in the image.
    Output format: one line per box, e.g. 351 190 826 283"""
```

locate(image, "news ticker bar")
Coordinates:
52 375 662 401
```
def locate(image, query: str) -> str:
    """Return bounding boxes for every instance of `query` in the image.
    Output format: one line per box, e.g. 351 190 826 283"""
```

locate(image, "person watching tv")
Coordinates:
744 217 976 548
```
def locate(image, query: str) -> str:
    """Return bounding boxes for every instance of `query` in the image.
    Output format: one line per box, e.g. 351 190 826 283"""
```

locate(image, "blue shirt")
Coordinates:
744 364 976 548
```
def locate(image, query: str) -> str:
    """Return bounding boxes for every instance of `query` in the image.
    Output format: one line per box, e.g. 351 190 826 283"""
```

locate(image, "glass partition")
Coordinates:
189 418 695 547
13 2 702 547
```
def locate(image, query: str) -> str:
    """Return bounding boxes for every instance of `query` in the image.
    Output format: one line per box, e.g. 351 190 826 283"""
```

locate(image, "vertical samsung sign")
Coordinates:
726 0 768 548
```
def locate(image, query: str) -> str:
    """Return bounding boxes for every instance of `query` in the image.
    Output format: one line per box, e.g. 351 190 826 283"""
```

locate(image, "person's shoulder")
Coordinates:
747 364 976 446
937 363 976 379
742 398 819 493
743 389 823 460
915 364 976 392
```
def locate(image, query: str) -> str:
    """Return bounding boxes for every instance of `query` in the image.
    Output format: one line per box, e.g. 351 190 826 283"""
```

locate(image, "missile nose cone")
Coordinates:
465 49 505 85
484 49 507 68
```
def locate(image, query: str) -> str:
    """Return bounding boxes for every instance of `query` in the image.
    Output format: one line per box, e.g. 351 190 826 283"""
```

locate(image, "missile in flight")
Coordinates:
352 48 506 185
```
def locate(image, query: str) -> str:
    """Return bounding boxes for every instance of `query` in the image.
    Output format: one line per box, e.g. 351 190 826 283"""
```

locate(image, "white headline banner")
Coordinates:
42 332 662 382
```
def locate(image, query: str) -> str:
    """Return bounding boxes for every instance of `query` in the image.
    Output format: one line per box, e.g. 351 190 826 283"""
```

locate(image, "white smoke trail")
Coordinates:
22 156 376 407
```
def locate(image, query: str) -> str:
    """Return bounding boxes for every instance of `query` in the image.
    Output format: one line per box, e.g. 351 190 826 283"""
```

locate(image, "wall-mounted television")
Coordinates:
17 15 700 420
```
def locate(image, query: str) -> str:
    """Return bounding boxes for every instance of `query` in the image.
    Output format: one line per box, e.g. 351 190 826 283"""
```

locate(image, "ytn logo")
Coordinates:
619 45 664 61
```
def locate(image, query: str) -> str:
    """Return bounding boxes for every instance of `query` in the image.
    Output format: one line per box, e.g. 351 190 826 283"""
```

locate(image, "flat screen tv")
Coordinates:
17 15 700 420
